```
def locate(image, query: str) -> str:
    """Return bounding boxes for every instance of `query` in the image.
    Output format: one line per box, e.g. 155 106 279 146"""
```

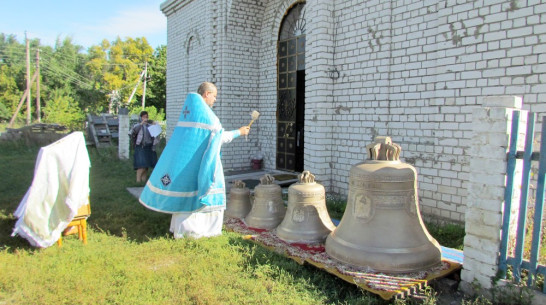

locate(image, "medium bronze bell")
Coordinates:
225 180 252 219
244 174 286 229
276 171 336 243
325 136 441 273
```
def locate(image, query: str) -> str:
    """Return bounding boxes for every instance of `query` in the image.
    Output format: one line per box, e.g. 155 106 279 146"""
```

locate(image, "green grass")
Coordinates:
325 194 348 220
425 222 465 250
0 140 391 304
0 138 476 304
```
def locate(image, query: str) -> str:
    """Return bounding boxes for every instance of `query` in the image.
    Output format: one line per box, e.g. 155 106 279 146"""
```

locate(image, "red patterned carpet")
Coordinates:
224 217 462 300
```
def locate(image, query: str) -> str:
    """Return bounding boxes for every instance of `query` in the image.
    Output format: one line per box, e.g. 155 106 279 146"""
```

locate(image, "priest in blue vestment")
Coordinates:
139 82 250 238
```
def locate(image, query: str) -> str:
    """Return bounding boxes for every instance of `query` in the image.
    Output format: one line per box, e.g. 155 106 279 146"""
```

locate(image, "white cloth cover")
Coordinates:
12 132 90 248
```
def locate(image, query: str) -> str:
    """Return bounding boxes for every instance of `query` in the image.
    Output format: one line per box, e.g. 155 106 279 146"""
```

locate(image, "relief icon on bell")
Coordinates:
353 193 373 223
325 136 442 273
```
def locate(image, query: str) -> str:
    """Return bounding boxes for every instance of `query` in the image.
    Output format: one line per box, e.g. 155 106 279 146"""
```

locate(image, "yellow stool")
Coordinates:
57 204 91 247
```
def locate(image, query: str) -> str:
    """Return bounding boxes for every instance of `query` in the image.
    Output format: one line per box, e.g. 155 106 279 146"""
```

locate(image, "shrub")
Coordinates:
42 88 85 130
129 105 165 123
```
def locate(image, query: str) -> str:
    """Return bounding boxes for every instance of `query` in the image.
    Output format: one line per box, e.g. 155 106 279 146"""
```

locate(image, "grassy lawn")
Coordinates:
0 139 466 304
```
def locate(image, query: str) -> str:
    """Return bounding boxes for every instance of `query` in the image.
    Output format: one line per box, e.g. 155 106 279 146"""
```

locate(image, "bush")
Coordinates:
42 88 85 130
0 102 11 122
129 105 165 123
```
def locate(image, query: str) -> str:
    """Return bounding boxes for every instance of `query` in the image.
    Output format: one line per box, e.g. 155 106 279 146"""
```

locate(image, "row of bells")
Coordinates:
226 137 442 273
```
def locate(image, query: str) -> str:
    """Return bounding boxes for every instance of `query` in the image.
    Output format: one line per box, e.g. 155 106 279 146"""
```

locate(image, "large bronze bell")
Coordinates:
325 136 441 273
225 180 252 219
244 174 286 229
276 171 336 243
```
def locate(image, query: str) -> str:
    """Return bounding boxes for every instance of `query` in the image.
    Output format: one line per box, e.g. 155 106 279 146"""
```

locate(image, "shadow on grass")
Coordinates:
0 141 45 252
85 147 174 243
0 214 41 253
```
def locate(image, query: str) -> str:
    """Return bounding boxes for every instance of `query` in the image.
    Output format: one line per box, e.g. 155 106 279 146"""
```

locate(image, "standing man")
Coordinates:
139 82 250 238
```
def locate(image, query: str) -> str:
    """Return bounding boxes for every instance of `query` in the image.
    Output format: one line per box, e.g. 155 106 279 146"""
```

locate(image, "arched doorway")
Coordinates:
277 2 306 172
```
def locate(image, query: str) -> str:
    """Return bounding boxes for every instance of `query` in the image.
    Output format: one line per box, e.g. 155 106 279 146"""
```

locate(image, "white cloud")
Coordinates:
0 2 167 50
74 4 166 48
91 6 166 37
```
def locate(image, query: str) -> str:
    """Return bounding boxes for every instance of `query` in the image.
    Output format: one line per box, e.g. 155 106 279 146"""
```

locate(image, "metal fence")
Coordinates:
499 111 545 293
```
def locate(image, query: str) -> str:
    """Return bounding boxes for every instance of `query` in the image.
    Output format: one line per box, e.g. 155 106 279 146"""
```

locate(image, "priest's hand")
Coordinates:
239 126 250 136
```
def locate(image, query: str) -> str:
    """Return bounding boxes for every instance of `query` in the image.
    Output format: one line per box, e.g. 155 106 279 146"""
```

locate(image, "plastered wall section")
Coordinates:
461 96 524 290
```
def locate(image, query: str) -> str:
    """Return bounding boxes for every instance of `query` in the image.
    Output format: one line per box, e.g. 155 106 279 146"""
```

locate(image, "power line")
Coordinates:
1 46 158 69
40 57 150 95
40 57 96 90
1 45 159 96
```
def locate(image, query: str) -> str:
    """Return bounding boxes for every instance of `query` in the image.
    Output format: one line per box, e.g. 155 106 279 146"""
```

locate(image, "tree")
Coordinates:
0 32 167 127
0 34 92 125
39 37 96 116
42 88 84 130
86 37 154 113
137 45 166 112
130 105 165 123
0 34 26 120
41 37 85 92
0 65 19 121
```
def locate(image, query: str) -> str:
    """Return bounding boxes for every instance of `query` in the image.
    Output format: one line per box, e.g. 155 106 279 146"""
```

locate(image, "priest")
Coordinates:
139 82 250 238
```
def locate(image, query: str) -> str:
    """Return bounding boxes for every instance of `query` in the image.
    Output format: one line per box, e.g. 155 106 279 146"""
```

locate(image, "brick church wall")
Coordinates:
162 0 215 138
214 0 266 170
162 0 546 224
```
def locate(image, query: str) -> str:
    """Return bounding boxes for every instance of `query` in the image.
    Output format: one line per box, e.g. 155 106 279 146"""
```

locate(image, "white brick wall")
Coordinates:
162 0 546 225
162 0 215 139
461 96 525 290
118 113 130 160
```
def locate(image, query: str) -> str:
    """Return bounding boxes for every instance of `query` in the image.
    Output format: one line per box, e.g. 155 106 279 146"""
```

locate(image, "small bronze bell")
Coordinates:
244 174 286 229
276 171 336 243
225 180 252 219
325 136 441 273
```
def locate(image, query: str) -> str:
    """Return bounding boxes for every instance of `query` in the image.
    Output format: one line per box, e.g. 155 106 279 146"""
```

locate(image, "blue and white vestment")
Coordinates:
139 93 240 238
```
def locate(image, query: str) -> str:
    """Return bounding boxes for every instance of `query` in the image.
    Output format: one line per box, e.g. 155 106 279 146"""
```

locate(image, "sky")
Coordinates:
0 0 167 50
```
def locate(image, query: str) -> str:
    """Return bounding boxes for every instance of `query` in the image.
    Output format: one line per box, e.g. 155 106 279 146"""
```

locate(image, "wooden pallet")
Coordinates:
86 114 119 147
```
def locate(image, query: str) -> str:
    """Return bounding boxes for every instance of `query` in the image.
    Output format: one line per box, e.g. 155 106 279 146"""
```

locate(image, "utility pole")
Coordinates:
36 48 41 123
8 72 38 127
126 68 145 106
25 33 31 125
141 61 148 109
